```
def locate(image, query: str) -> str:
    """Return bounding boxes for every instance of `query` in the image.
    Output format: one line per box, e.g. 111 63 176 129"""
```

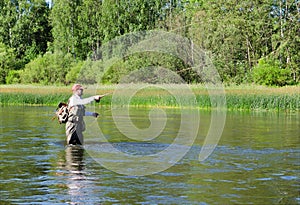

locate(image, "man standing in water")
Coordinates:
66 84 103 145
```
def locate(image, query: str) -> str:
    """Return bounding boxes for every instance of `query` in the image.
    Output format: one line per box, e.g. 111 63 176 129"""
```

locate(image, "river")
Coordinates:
0 106 299 204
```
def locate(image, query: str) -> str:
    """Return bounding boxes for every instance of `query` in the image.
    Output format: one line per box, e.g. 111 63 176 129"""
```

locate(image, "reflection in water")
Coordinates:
1 106 299 204
61 146 89 204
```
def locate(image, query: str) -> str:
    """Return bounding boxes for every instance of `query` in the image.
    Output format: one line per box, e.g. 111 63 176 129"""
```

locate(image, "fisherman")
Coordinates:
66 84 103 145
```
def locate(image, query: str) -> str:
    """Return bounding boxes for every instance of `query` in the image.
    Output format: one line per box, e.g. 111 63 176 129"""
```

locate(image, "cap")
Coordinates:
72 84 84 91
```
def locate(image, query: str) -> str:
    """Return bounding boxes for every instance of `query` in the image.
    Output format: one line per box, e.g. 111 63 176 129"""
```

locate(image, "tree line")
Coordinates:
0 0 299 86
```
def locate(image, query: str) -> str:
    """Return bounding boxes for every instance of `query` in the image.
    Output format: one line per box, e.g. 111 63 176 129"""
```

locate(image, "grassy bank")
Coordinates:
0 84 299 111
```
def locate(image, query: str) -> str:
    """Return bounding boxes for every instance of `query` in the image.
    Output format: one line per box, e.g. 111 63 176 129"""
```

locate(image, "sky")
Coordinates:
45 0 52 7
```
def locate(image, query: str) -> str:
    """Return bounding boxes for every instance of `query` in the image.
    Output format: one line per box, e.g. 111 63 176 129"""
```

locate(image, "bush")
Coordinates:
6 70 21 84
21 52 79 85
66 61 84 84
101 52 197 84
75 59 105 84
101 58 127 84
252 59 291 86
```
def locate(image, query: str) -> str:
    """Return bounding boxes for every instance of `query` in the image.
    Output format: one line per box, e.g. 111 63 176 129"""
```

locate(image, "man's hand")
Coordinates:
94 93 111 102
94 95 102 102
92 112 99 118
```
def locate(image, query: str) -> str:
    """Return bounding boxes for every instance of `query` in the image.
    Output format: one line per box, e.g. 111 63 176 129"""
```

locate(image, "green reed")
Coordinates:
225 94 299 111
100 93 299 111
0 85 299 111
0 93 69 106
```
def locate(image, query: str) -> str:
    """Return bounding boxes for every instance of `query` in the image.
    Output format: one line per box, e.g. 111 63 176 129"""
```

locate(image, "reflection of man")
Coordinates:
65 146 85 171
64 146 86 203
66 84 103 145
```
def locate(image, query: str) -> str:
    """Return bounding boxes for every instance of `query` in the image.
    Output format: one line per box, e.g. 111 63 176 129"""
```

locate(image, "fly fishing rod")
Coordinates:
95 92 112 102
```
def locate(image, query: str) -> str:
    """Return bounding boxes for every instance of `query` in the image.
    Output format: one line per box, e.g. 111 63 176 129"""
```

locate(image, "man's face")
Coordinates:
75 88 83 96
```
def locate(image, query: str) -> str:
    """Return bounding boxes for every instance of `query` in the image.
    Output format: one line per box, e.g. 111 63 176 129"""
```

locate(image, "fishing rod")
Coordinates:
52 92 112 122
95 92 112 102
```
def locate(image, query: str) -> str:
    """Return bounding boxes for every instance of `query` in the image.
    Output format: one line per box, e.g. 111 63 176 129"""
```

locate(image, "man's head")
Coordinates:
72 84 84 96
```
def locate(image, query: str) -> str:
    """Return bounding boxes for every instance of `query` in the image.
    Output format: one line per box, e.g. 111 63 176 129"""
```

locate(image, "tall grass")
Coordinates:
0 93 69 106
0 84 299 111
226 94 299 111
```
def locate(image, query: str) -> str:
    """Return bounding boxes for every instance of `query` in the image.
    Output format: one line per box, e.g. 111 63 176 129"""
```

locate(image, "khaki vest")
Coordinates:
68 105 86 131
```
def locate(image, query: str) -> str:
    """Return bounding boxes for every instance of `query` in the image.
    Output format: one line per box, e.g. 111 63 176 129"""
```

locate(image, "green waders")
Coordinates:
65 105 86 145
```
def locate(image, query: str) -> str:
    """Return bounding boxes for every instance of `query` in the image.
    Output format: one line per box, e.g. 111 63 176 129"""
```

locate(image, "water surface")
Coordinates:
0 106 299 204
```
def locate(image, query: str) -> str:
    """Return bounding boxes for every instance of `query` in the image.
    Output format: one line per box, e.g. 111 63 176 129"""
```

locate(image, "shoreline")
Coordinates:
0 84 299 111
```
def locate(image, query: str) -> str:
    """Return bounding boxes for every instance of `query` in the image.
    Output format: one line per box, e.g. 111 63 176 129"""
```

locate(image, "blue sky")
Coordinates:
45 0 52 6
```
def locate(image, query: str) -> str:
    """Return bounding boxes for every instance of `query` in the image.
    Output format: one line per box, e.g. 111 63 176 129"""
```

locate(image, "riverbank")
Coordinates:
0 84 299 111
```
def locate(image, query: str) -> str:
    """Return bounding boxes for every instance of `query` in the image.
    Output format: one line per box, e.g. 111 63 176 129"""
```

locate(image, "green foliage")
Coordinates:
77 0 103 59
66 61 84 84
76 59 105 84
102 52 201 84
0 0 52 68
21 52 78 85
0 0 299 86
51 0 162 59
6 70 21 84
189 0 299 85
101 59 127 84
0 42 16 84
101 0 162 43
252 59 291 86
50 0 81 58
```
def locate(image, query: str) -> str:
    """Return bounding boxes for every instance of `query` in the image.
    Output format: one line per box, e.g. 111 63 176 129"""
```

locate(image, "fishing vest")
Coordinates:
68 104 86 131
68 105 85 122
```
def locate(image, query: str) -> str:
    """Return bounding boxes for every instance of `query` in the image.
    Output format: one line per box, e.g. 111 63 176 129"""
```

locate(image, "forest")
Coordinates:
0 0 299 86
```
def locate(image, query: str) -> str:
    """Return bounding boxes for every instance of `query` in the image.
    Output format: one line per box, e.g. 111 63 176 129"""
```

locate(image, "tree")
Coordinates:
0 0 52 68
101 0 167 42
0 42 16 83
50 0 81 58
270 0 300 83
187 0 299 84
77 0 103 60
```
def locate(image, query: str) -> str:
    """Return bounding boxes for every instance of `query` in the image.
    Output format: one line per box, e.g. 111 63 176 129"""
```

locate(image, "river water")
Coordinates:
0 106 299 204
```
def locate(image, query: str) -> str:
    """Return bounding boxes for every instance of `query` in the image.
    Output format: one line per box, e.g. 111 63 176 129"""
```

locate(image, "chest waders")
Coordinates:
65 105 86 145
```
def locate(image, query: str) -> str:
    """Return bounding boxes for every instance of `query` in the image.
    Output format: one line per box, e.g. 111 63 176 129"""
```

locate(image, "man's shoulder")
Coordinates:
69 94 79 100
68 95 76 107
